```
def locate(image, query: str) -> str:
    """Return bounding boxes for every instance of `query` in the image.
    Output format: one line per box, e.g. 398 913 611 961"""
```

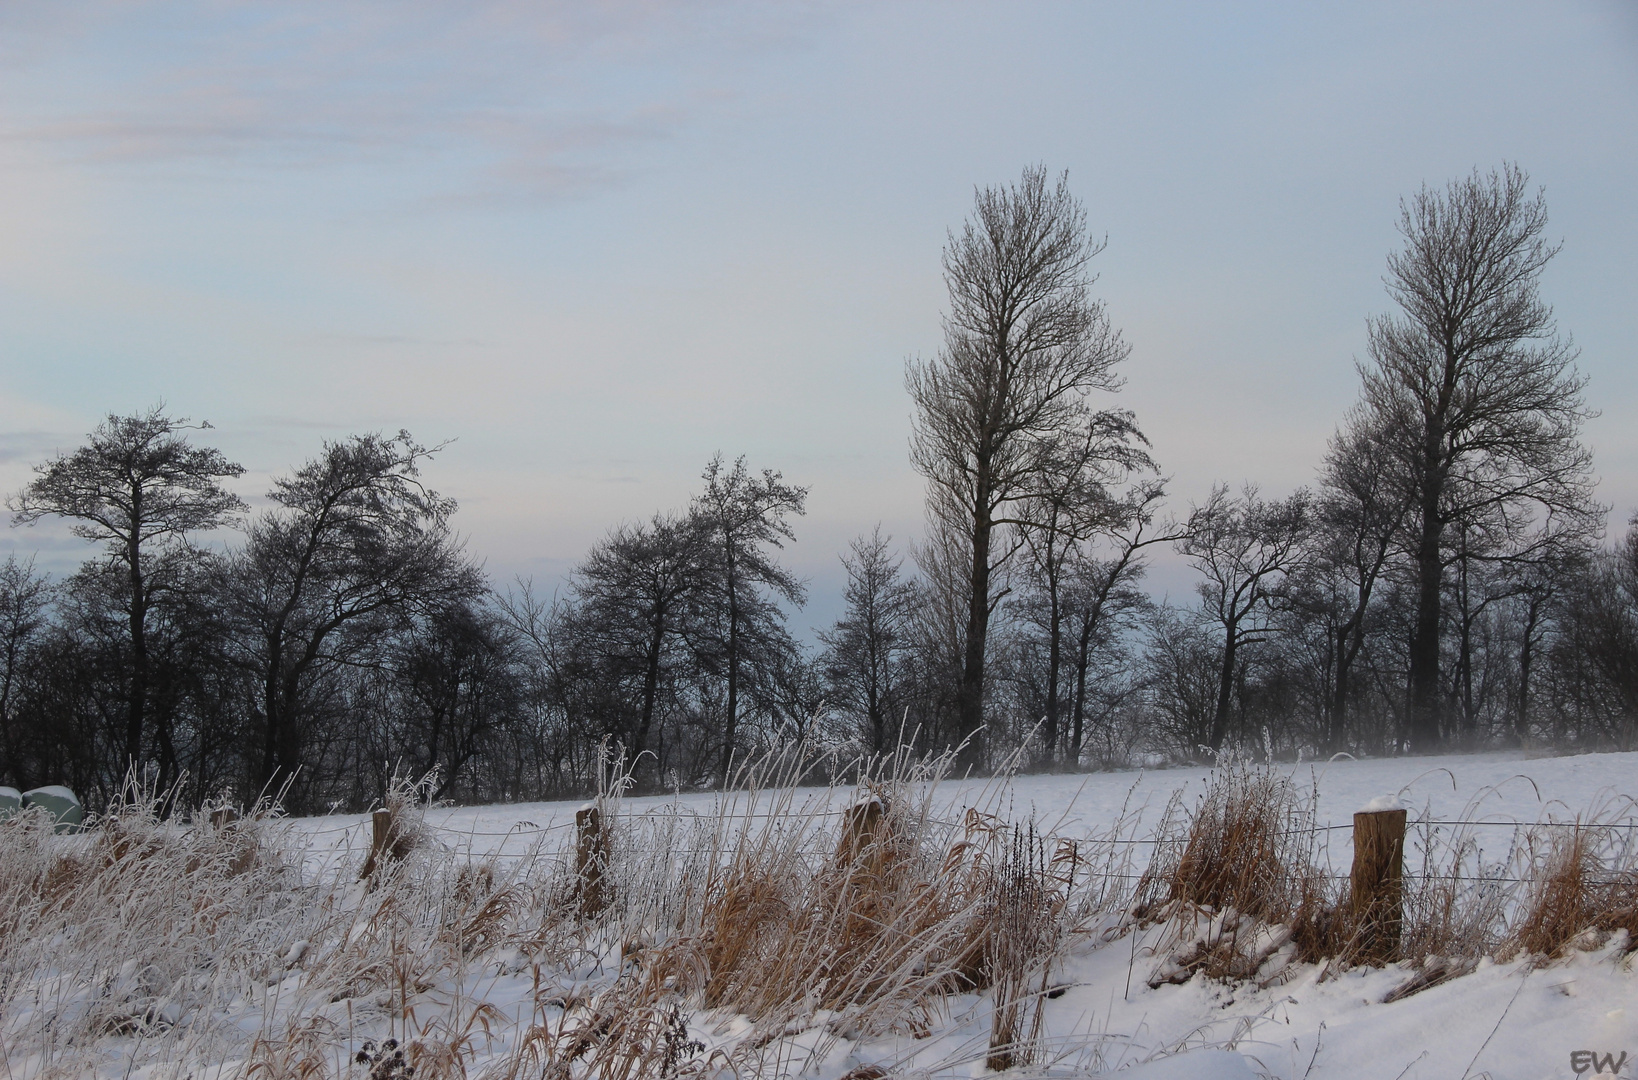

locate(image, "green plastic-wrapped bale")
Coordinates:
22 786 83 832
0 787 19 821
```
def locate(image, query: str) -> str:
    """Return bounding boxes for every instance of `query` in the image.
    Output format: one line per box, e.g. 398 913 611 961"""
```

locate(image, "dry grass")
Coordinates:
6 755 1638 1077
1138 757 1313 923
1134 756 1329 986
1506 809 1638 961
1127 757 1638 993
459 750 1084 1079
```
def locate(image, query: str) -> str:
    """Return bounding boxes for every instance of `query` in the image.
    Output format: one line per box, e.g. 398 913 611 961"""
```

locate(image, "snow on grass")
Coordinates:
3 749 1634 1079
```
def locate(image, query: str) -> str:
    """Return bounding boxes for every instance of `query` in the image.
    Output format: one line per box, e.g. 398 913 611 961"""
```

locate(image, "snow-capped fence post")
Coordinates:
837 794 887 869
1350 807 1406 963
575 805 610 916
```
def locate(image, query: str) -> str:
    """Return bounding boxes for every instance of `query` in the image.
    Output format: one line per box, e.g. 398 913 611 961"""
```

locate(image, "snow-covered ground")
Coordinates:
268 750 1636 1080
8 750 1632 1079
296 748 1637 872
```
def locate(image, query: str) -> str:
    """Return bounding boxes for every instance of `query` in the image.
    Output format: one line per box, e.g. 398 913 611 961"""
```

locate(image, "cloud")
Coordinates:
0 1 816 202
296 333 494 349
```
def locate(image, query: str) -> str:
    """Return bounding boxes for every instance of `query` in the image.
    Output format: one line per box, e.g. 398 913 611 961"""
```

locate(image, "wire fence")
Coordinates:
281 804 1638 894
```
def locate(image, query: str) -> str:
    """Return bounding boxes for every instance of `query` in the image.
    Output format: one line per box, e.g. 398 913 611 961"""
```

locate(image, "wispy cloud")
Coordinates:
296 332 494 349
0 1 818 201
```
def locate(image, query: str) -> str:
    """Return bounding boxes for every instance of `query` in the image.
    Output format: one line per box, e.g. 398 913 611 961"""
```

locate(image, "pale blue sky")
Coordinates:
2 1 1635 629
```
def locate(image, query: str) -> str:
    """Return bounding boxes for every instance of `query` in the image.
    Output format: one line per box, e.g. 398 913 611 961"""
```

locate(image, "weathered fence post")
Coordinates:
836 795 887 869
1350 808 1407 963
360 807 395 881
575 805 610 916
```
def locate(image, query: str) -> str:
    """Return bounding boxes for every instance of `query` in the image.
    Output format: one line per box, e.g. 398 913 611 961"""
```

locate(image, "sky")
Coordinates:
1 1 1635 634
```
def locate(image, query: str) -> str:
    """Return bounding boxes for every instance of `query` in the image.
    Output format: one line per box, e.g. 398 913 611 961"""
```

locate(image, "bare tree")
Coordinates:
907 166 1131 768
1360 164 1599 749
0 557 52 786
691 454 807 780
1548 518 1638 748
819 527 915 755
1179 485 1311 750
222 432 482 803
1505 533 1590 745
904 518 974 751
1308 410 1414 752
1062 479 1177 763
1144 604 1222 754
392 598 522 803
1015 411 1154 764
9 407 245 772
567 511 712 778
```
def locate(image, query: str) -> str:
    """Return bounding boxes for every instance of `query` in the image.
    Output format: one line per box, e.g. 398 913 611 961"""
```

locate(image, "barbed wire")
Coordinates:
282 809 1638 856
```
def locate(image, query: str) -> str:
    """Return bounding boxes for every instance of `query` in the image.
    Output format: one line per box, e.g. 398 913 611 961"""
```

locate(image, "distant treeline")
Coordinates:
3 164 1635 813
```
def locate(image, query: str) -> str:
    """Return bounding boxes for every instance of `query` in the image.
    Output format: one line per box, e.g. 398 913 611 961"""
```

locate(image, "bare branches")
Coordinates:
1355 163 1600 749
9 405 247 547
907 166 1138 767
1178 485 1313 750
7 405 246 773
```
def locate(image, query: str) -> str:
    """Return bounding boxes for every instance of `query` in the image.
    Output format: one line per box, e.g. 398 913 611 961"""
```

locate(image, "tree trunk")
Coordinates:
1043 555 1063 765
719 542 740 782
1333 618 1366 755
125 536 148 773
1208 622 1238 750
635 615 665 770
1071 620 1092 765
1407 470 1445 750
957 493 993 771
261 630 284 789
277 669 304 788
1515 596 1540 743
866 650 884 755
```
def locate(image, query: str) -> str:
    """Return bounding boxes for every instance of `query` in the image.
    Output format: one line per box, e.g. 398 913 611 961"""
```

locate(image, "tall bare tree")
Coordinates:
9 407 245 772
691 454 807 780
1179 485 1311 750
906 166 1131 768
1360 164 1599 749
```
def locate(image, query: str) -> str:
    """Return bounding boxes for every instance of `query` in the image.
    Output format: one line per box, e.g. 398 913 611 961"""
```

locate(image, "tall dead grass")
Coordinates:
1128 757 1638 996
6 754 1637 1078
497 750 1082 1076
1134 756 1326 986
1506 806 1638 961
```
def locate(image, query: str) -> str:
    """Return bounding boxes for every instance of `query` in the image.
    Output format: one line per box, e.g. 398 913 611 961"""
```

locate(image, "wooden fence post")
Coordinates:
575 805 609 917
1350 808 1407 963
360 807 394 881
837 795 887 869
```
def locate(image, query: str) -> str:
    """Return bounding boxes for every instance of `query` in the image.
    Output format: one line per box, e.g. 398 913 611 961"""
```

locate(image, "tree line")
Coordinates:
2 163 1634 813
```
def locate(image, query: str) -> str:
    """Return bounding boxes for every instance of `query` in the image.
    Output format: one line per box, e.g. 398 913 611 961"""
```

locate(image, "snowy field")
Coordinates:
6 750 1635 1080
270 750 1638 1080
296 748 1637 873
